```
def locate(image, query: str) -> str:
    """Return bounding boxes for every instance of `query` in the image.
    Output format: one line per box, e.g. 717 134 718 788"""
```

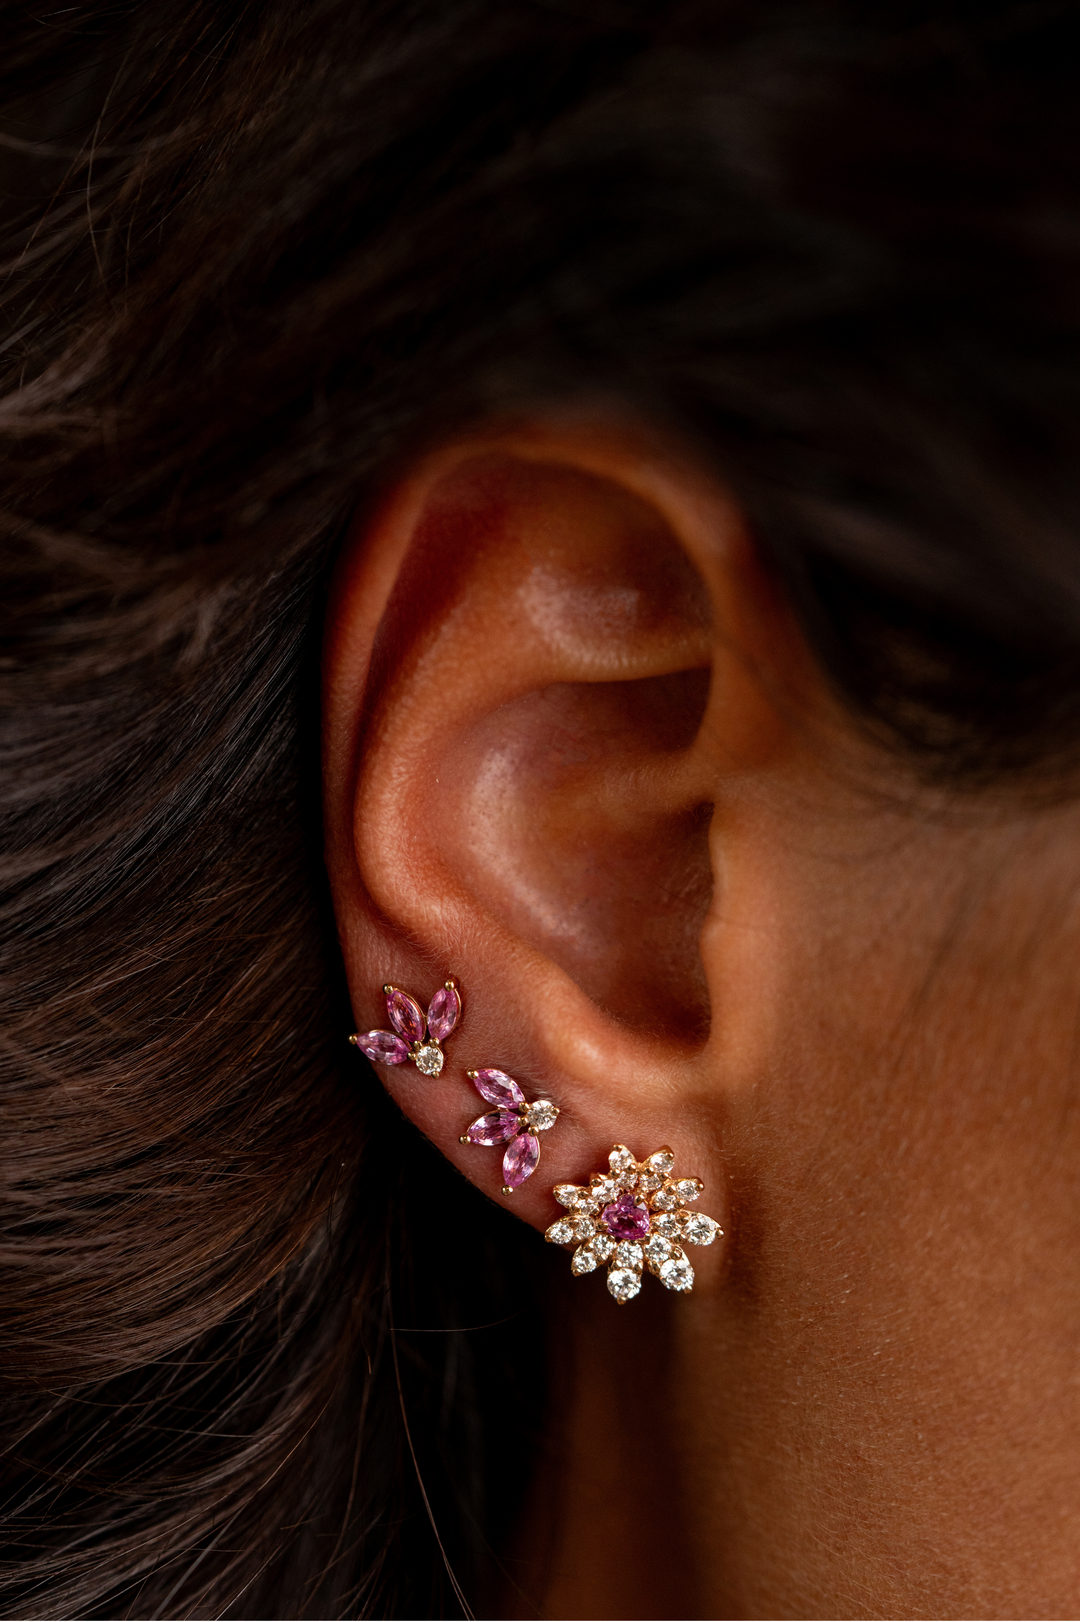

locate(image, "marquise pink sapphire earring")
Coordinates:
349 978 461 1076
460 1069 560 1193
545 1143 722 1303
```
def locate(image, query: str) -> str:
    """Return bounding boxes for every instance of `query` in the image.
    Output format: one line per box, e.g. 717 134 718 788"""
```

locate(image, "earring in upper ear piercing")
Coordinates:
460 1069 560 1193
349 978 461 1076
545 1143 722 1303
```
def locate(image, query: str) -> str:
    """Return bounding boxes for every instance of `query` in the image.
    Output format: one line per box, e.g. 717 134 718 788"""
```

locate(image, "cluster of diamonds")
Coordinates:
545 1144 722 1304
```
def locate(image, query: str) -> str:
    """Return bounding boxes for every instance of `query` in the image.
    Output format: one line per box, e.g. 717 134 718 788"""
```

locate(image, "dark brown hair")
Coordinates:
4 1 1080 1614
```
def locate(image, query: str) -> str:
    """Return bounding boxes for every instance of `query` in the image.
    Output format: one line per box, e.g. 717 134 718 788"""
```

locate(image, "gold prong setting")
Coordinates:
546 1144 721 1302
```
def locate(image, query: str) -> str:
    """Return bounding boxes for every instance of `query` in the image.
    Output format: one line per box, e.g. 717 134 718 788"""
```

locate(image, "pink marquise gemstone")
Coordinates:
472 1068 525 1108
386 989 425 1044
426 984 461 1043
502 1131 540 1188
601 1192 651 1241
466 1109 523 1146
355 1029 410 1065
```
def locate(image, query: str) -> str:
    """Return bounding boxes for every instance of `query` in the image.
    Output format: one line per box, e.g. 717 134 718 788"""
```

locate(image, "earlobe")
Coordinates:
322 420 792 1246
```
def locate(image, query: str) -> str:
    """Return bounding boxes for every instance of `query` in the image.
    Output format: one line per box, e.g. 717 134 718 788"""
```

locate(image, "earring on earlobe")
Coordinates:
349 978 461 1076
460 1068 560 1193
546 1144 722 1303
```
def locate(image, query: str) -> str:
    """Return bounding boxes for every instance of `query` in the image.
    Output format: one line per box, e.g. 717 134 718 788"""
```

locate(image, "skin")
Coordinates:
323 414 1080 1620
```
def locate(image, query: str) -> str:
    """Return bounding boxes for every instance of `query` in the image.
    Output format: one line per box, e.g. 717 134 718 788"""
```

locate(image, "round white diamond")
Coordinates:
571 1245 598 1275
527 1098 559 1131
609 1145 636 1175
618 1171 639 1191
652 1211 680 1238
643 1234 673 1267
555 1184 588 1208
607 1267 641 1303
683 1212 720 1246
673 1177 703 1202
545 1219 574 1245
592 1233 615 1263
413 1043 444 1076
659 1254 694 1292
650 1188 677 1211
590 1177 618 1203
613 1241 643 1271
637 1171 661 1193
645 1149 675 1177
573 1215 597 1243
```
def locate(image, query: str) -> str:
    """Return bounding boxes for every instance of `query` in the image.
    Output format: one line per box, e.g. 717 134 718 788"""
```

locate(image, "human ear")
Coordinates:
322 418 800 1238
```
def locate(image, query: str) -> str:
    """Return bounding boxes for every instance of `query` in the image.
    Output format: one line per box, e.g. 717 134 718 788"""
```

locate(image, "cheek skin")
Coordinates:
687 779 1080 1618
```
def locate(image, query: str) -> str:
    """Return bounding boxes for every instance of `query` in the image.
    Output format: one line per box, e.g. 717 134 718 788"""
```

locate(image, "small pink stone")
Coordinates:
466 1109 523 1146
355 1029 410 1065
502 1131 540 1188
426 984 461 1043
472 1068 525 1108
386 989 425 1044
601 1193 651 1240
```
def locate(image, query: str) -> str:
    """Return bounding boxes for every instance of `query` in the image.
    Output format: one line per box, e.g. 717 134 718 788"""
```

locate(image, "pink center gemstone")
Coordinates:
601 1193 650 1241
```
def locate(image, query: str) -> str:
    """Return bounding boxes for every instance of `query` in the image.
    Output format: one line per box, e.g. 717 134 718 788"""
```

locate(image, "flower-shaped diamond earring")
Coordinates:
349 979 461 1076
460 1068 560 1192
546 1144 722 1302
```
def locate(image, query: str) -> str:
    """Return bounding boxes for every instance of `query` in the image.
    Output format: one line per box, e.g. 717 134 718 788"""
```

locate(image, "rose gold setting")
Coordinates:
459 1068 560 1192
545 1143 722 1302
349 977 461 1075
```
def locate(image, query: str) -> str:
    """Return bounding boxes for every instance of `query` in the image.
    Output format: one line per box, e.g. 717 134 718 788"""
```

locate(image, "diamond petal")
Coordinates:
385 989 425 1043
673 1177 704 1203
472 1068 525 1108
502 1131 540 1188
643 1233 673 1269
609 1145 636 1175
645 1148 675 1177
607 1267 641 1303
354 1030 410 1065
554 1184 590 1208
545 1218 574 1245
571 1245 598 1276
659 1252 694 1292
426 983 461 1043
683 1212 721 1246
466 1109 522 1146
